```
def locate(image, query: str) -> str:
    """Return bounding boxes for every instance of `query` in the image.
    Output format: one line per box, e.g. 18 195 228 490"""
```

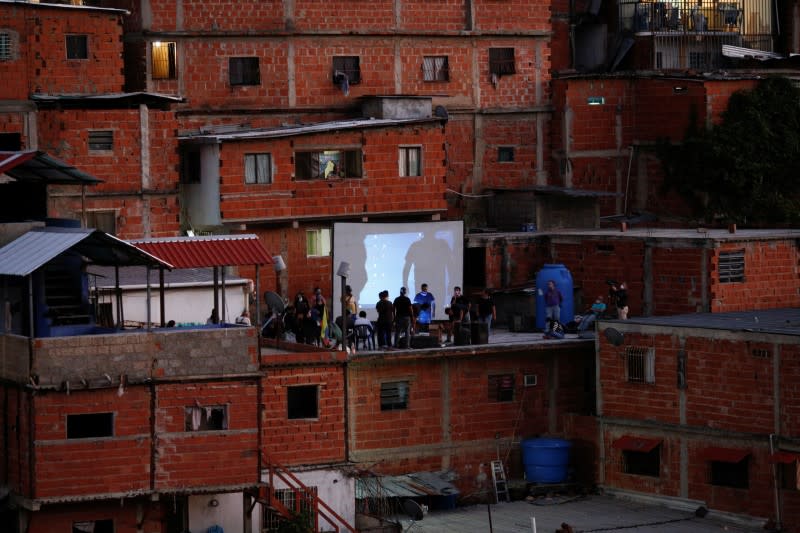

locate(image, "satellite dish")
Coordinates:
263 291 285 314
402 499 424 521
604 327 625 346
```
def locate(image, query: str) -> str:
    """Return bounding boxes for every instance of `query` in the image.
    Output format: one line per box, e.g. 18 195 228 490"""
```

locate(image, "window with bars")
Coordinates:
88 130 113 151
0 32 12 61
66 34 88 60
264 487 317 530
399 146 421 177
184 405 228 431
152 41 176 79
332 56 361 84
295 149 362 180
287 385 318 419
229 57 260 86
488 373 515 402
625 346 655 384
489 48 516 76
245 153 272 184
306 228 331 257
719 249 745 283
380 381 409 411
422 56 449 82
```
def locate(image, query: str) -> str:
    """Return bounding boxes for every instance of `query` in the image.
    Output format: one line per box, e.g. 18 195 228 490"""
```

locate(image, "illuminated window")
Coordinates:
152 41 176 79
295 150 362 180
399 146 421 177
306 228 331 257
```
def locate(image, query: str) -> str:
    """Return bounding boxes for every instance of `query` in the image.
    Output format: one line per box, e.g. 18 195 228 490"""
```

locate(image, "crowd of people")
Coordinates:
260 283 497 351
544 279 629 339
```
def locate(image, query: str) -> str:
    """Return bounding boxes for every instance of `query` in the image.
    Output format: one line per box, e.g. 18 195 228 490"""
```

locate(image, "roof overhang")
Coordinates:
611 435 662 453
0 151 102 185
128 234 273 269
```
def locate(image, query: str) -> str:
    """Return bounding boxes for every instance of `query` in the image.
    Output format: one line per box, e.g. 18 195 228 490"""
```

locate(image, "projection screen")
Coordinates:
332 221 464 322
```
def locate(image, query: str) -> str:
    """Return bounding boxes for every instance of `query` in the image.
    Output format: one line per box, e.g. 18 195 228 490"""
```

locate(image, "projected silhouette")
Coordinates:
402 231 453 319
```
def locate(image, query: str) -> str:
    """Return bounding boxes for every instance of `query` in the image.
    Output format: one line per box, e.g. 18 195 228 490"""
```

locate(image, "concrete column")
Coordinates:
643 243 653 316
563 106 573 187
287 42 296 108
394 40 402 94
441 358 451 469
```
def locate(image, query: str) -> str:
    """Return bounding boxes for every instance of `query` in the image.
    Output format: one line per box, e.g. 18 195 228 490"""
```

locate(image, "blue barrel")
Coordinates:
535 264 574 330
521 438 572 483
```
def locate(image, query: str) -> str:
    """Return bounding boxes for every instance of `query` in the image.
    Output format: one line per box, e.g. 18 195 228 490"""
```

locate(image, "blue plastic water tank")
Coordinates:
535 264 574 330
521 438 572 483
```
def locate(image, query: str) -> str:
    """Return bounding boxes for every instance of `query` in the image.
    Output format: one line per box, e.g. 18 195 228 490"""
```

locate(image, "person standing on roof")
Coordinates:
544 279 563 325
413 283 435 333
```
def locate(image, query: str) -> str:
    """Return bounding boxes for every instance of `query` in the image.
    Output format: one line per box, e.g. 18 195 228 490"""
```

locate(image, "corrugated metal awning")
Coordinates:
612 435 662 453
0 227 172 277
356 472 459 500
129 234 273 268
0 151 102 185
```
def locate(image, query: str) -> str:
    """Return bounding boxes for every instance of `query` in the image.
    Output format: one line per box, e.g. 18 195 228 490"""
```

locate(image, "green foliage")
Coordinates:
275 509 314 533
658 77 800 225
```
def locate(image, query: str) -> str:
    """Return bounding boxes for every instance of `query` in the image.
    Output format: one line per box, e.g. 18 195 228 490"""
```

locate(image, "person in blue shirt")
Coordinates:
413 283 435 333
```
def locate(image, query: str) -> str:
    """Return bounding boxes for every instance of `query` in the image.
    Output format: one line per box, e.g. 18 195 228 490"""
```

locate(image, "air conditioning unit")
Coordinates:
524 374 538 387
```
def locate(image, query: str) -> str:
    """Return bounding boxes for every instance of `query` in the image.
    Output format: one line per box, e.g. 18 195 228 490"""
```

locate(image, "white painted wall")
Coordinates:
188 492 244 533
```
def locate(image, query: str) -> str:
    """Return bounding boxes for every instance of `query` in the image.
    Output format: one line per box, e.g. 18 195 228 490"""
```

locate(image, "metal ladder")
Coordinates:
490 460 509 502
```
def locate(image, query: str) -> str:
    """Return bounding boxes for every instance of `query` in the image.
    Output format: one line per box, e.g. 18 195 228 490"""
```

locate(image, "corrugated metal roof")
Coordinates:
0 227 172 277
0 150 102 185
128 234 273 268
356 472 459 499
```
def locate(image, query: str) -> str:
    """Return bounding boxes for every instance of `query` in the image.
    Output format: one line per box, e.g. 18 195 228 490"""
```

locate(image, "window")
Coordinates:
489 48 515 76
623 447 660 477
380 381 409 411
287 385 318 419
152 41 176 79
180 150 201 184
85 210 117 235
67 413 114 439
306 228 331 257
423 56 449 82
625 346 655 384
0 32 12 61
73 520 113 533
184 405 228 431
295 149 362 180
66 34 88 60
710 458 749 488
264 488 317 530
229 57 260 86
488 374 514 402
88 130 113 151
399 146 421 177
719 249 745 283
332 56 361 85
245 153 272 184
498 147 515 162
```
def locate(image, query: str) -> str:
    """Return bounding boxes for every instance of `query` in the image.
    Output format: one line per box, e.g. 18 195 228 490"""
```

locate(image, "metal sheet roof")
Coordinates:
609 307 800 336
356 472 459 499
0 227 172 277
0 151 102 185
128 234 273 269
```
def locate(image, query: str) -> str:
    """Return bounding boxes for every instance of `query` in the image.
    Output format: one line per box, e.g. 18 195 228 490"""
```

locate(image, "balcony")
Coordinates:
619 0 774 69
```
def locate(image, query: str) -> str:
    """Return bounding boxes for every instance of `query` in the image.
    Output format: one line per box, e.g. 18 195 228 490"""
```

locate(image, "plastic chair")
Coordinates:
352 324 375 351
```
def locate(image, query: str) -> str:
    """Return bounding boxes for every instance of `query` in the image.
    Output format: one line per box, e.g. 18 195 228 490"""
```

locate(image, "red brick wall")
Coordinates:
155 381 259 489
218 124 447 223
28 501 163 533
480 116 540 189
1 387 31 497
261 365 347 465
33 388 151 499
710 240 800 312
781 344 800 439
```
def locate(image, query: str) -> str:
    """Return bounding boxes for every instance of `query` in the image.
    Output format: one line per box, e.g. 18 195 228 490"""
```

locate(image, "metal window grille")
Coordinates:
229 57 260 85
66 34 88 59
263 487 317 532
422 56 449 81
88 130 113 151
488 374 515 402
0 33 11 61
489 48 516 76
380 381 409 411
245 153 272 184
332 56 361 84
626 346 655 384
399 147 421 177
152 41 176 79
719 250 745 283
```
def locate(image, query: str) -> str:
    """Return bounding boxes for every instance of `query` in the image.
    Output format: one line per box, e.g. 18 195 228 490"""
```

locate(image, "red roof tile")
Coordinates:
129 234 273 269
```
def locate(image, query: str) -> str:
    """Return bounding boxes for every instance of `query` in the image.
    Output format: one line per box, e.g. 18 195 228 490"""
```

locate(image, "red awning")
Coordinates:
612 435 662 453
701 447 750 463
769 451 800 464
129 234 273 269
